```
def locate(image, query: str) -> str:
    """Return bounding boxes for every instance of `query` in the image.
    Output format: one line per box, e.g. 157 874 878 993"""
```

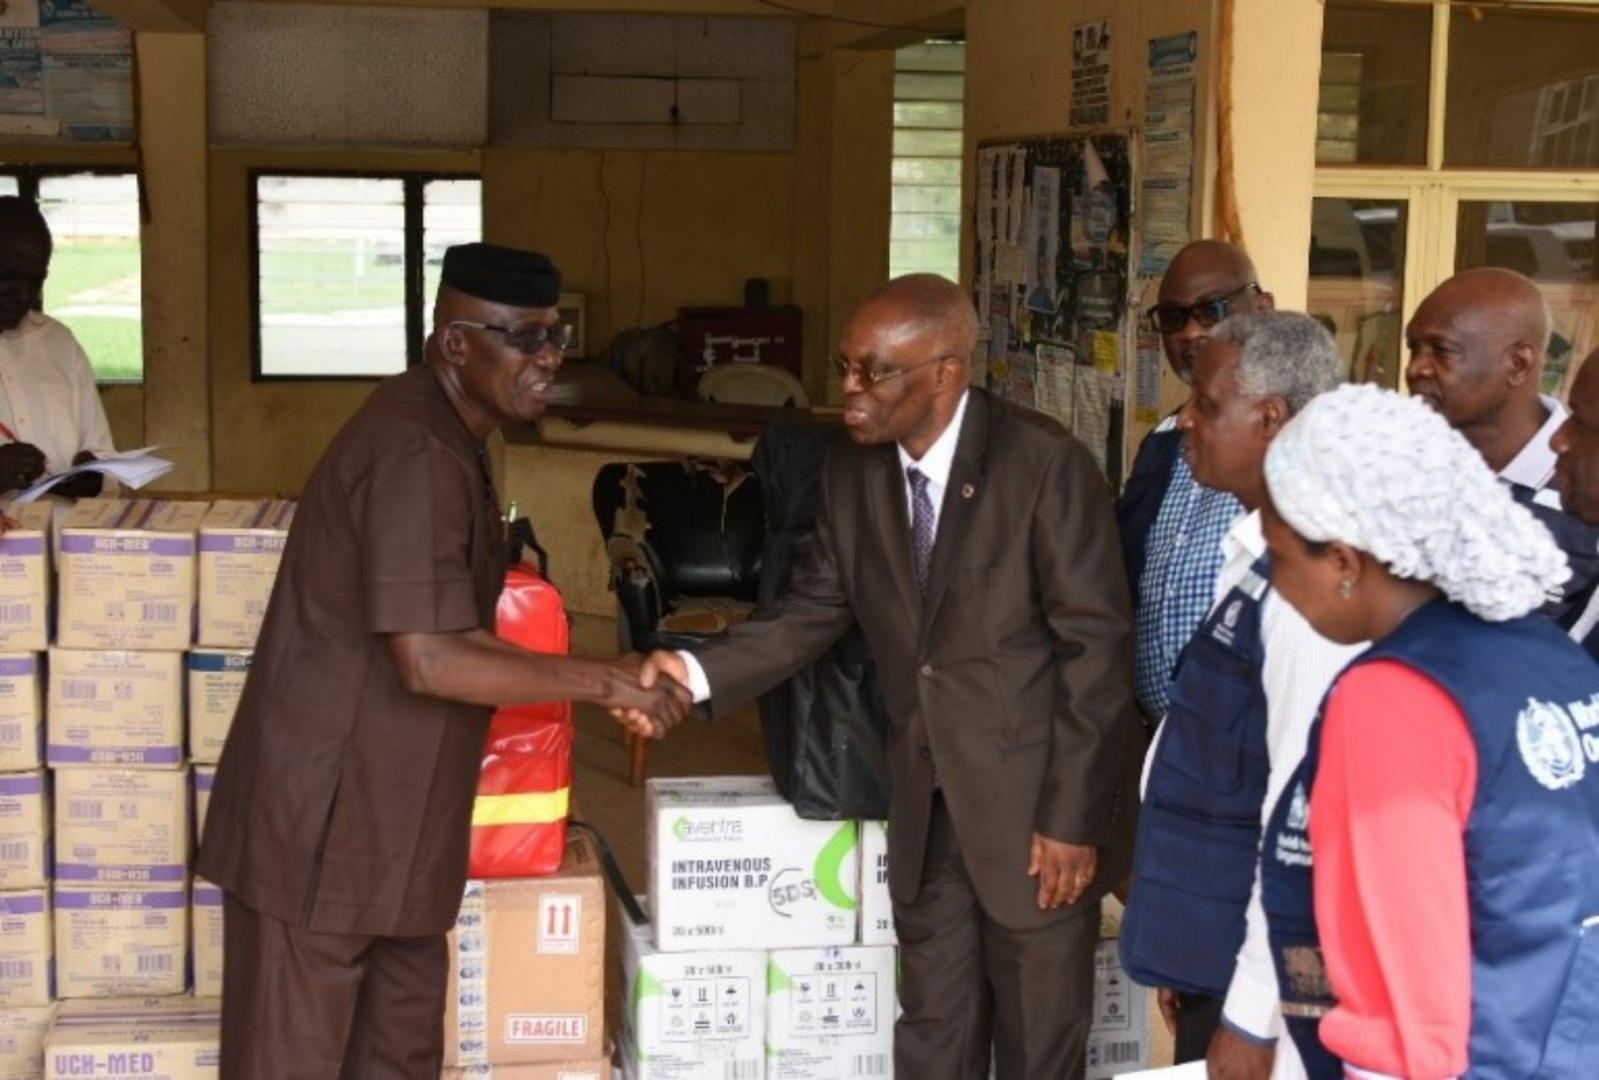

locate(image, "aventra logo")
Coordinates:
673 816 743 841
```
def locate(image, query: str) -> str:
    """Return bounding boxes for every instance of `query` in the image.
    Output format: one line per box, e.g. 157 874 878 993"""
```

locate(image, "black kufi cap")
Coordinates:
440 243 561 307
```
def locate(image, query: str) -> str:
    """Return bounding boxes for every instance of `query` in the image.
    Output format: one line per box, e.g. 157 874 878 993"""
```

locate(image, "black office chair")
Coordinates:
592 459 765 783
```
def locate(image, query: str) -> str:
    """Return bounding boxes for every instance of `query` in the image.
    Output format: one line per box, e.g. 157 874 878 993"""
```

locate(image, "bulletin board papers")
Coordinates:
1139 32 1198 279
1069 19 1112 129
973 132 1135 487
0 1 130 142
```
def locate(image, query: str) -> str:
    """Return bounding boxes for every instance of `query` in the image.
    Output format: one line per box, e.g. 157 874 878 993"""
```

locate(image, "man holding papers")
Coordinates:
0 196 115 498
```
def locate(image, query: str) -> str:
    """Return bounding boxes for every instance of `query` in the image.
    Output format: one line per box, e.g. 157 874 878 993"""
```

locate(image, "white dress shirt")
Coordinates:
0 312 116 477
678 393 971 703
1209 511 1367 1075
1498 395 1567 494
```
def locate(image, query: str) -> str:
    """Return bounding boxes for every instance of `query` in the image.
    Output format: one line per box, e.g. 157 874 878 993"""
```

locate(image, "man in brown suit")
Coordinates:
198 244 684 1079
641 275 1141 1079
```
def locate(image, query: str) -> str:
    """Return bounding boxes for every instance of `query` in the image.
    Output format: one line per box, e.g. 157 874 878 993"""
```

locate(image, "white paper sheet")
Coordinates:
13 445 172 502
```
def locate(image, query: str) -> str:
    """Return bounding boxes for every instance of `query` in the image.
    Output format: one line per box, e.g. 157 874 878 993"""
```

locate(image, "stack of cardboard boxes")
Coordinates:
0 504 59 1080
0 497 291 1080
614 779 1152 1080
621 776 889 1080
187 499 294 1003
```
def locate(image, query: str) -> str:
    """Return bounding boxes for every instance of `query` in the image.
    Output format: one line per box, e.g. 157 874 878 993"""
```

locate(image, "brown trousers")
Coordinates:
893 796 1100 1080
221 894 448 1080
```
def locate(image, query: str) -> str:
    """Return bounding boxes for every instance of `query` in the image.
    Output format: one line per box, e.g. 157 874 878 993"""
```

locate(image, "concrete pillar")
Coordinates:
1223 0 1326 310
137 31 209 491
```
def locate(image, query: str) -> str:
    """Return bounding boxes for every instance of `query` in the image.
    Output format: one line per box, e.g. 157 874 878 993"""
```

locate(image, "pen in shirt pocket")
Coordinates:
0 421 16 443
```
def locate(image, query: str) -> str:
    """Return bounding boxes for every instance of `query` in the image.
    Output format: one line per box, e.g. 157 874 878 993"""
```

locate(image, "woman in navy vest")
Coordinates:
1255 383 1599 1078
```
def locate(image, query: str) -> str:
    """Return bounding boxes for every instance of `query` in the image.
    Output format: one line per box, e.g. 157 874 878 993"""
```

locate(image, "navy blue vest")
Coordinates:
1263 600 1599 1078
1508 482 1599 661
1122 555 1273 998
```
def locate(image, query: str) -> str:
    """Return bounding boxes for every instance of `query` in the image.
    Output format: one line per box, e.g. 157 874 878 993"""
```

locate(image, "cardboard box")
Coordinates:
45 996 218 1078
620 909 765 1080
186 650 250 764
647 777 858 952
190 879 224 999
48 649 184 769
0 1005 55 1080
57 499 207 651
766 945 895 1080
192 765 214 846
442 1059 611 1080
0 656 41 773
0 503 52 653
197 500 293 649
0 773 48 891
0 891 51 1007
54 767 188 885
857 821 894 947
443 834 606 1069
1085 939 1151 1079
53 887 189 998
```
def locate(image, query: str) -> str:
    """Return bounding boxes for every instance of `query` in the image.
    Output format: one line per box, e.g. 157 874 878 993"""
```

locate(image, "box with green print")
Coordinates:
766 945 896 1080
646 777 859 952
620 908 765 1080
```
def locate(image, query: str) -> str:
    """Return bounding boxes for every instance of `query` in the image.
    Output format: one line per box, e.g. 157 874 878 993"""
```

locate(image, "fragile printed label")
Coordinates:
1085 940 1151 1079
505 1015 586 1044
766 946 896 1080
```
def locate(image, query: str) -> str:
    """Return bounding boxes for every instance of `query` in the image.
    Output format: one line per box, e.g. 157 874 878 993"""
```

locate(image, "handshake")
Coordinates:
596 650 696 740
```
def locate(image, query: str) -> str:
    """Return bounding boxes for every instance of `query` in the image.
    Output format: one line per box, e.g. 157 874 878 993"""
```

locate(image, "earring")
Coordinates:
1338 579 1355 600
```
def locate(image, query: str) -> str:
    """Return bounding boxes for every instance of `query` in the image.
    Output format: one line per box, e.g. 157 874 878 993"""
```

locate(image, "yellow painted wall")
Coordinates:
483 148 798 358
206 146 477 494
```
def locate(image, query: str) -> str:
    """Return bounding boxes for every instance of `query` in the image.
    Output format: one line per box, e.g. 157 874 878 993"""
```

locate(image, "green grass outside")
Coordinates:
44 241 142 384
34 239 415 383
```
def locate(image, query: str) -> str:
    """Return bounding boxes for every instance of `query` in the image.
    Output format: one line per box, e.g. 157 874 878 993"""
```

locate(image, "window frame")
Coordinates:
0 163 145 386
248 167 481 383
1312 1 1599 395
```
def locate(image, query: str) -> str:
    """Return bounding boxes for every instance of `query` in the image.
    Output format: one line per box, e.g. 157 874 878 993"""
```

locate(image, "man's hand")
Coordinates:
1156 988 1180 1036
0 442 45 493
1027 834 1097 910
596 655 690 740
52 450 103 500
638 649 690 691
1206 1025 1274 1080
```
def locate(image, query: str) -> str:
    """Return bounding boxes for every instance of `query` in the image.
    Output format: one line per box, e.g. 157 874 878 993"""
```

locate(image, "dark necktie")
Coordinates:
907 466 935 594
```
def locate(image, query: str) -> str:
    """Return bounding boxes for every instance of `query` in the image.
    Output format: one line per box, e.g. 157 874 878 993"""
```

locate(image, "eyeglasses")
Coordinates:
448 320 572 354
832 354 948 390
1145 283 1260 335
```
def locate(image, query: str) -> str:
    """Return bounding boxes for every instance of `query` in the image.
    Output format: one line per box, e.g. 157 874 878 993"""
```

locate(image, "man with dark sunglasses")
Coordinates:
1114 239 1271 1060
198 243 689 1079
0 196 115 497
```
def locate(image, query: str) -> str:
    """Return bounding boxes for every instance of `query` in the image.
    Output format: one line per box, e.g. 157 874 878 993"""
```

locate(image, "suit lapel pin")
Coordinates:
961 483 976 499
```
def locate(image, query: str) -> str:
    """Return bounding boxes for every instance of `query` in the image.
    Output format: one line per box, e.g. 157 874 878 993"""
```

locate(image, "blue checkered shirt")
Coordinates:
1132 452 1243 720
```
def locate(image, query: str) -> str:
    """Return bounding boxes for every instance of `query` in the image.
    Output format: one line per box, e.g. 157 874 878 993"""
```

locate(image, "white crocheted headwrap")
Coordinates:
1264 383 1570 622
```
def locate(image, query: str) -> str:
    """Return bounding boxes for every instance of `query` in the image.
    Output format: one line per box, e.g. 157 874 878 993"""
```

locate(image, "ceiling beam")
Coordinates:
250 0 794 15
92 0 206 32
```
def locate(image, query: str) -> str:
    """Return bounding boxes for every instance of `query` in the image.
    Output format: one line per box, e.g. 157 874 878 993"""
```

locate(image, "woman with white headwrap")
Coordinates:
1256 383 1599 1079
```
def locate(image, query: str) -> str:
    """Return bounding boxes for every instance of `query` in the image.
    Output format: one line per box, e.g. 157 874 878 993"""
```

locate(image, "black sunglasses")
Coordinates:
1145 283 1260 335
448 320 572 354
